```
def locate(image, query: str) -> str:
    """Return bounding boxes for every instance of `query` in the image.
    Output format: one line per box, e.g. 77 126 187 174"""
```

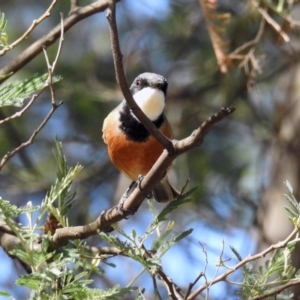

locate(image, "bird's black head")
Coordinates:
130 72 168 96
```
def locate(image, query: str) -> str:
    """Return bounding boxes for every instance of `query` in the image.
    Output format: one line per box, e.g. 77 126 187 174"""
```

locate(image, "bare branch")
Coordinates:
0 0 58 56
254 1 290 43
198 0 231 73
106 0 174 154
0 15 65 171
152 275 164 300
0 101 62 171
158 270 184 300
0 0 115 84
46 106 235 248
52 13 65 72
141 244 184 300
249 279 300 300
0 94 39 125
229 18 265 58
186 227 299 299
70 0 79 12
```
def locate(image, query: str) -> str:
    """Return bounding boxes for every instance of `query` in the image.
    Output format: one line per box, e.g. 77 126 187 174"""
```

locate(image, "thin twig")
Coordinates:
200 243 209 300
158 270 184 300
0 0 58 56
42 106 235 250
0 94 39 125
229 18 265 58
0 101 62 170
0 14 65 171
70 0 79 12
106 0 174 154
180 178 190 196
184 272 204 300
52 13 65 72
186 227 298 299
257 7 289 43
0 0 115 83
208 238 226 292
249 279 300 300
152 275 163 300
0 106 235 268
141 244 184 300
250 0 290 43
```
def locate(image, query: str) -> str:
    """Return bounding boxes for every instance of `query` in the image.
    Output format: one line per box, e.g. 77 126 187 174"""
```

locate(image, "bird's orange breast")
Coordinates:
103 112 172 181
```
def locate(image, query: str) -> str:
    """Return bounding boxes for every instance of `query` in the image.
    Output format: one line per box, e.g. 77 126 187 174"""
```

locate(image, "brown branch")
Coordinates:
47 106 235 249
140 244 184 300
186 227 298 299
0 100 63 171
158 270 184 300
0 94 39 125
70 0 79 12
0 14 65 171
254 1 290 43
229 18 265 59
106 0 174 154
249 279 300 300
152 275 164 300
0 0 58 56
185 243 208 299
0 107 234 279
0 220 17 236
0 0 115 84
199 0 231 73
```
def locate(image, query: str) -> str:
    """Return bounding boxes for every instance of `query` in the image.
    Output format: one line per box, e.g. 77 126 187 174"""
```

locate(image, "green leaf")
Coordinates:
158 228 193 257
0 11 8 47
0 291 10 297
147 189 195 234
52 138 79 216
0 73 62 108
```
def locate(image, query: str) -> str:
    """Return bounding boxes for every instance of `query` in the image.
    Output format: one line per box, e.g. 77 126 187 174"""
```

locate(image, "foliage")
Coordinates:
100 193 194 276
224 181 300 300
0 140 137 299
2 147 300 299
1 0 300 299
0 73 62 108
0 140 198 299
0 11 8 48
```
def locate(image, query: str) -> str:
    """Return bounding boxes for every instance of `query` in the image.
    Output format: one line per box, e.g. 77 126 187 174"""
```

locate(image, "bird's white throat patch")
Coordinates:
132 87 165 121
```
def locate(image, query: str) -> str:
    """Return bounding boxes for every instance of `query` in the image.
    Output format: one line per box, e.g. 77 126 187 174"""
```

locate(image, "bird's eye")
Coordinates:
135 80 141 86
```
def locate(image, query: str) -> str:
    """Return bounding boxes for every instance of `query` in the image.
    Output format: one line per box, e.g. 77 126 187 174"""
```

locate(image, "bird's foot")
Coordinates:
137 175 153 199
118 181 137 218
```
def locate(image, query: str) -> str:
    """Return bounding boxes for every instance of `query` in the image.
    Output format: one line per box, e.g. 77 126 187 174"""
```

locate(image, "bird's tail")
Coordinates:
152 176 180 203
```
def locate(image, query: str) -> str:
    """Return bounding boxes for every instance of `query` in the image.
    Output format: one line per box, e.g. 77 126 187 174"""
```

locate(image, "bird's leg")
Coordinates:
118 176 153 217
118 180 137 216
137 175 153 199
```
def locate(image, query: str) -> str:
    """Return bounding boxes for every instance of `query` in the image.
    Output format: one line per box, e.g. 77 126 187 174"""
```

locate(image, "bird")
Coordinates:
102 72 179 206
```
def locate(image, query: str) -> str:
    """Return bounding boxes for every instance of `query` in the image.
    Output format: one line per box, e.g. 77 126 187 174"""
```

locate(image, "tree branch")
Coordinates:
0 0 115 84
0 14 65 171
46 106 235 249
0 0 58 57
106 0 174 154
186 227 299 299
249 279 300 300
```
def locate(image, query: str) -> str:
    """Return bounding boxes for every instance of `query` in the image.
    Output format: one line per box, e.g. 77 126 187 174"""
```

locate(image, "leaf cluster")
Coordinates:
100 189 195 276
0 11 8 48
228 181 300 299
0 73 62 108
0 140 196 299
